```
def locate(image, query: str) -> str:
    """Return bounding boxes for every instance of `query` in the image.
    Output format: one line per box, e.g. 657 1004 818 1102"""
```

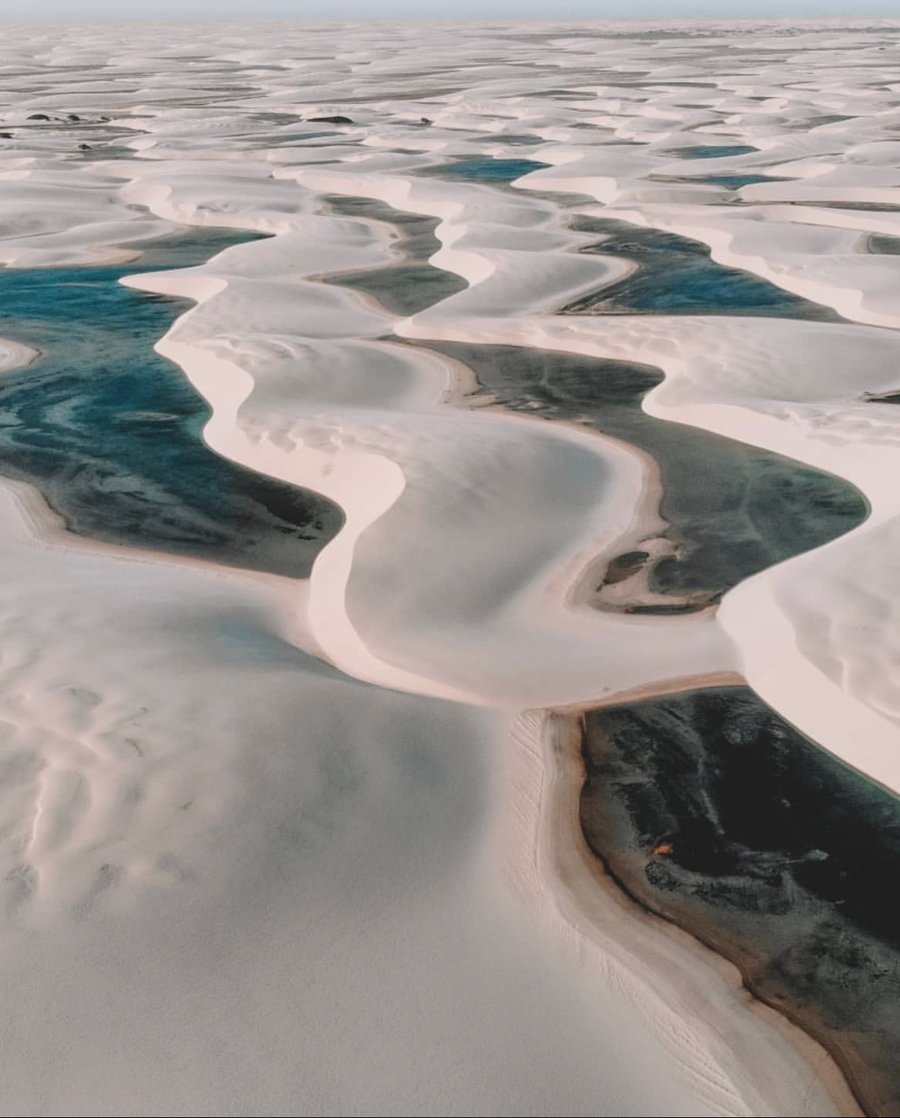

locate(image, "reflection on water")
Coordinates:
581 686 900 1118
0 229 343 576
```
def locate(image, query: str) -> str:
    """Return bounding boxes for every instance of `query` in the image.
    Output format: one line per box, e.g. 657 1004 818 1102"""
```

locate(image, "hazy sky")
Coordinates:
2 0 897 18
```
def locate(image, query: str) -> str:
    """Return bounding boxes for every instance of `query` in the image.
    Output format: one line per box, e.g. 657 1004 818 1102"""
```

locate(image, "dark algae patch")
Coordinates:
413 341 866 609
563 216 845 320
580 686 900 1117
0 228 343 576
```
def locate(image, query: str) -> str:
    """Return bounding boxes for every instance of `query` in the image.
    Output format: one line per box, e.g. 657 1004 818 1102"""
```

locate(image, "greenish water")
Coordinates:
868 234 900 255
699 173 782 189
0 229 343 576
318 195 865 608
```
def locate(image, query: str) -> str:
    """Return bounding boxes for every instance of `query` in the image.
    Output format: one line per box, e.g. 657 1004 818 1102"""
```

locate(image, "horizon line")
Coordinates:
2 13 899 22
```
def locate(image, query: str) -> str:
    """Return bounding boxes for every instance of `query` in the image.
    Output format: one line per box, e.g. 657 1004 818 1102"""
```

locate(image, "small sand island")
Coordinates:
0 9 897 1118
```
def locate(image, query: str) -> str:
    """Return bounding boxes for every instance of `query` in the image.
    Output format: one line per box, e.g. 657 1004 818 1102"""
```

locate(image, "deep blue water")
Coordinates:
564 217 842 320
0 229 343 576
419 157 549 182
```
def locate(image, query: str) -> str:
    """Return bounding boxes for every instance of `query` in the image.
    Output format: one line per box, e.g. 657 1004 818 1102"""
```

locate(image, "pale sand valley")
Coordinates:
0 16 898 1118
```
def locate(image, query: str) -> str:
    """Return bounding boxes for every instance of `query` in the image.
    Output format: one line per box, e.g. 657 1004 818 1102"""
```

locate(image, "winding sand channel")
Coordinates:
317 182 887 1114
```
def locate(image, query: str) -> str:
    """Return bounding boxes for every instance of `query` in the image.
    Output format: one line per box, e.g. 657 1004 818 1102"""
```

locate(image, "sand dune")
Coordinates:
0 17 897 1116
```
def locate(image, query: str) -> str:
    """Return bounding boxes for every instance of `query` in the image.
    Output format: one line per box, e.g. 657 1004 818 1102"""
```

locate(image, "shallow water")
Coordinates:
414 341 866 607
0 229 343 576
667 143 757 159
581 686 900 1118
563 216 844 320
322 194 467 316
416 156 548 182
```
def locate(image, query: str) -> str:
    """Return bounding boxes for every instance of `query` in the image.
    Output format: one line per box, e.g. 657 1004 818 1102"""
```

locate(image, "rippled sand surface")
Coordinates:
0 17 898 1117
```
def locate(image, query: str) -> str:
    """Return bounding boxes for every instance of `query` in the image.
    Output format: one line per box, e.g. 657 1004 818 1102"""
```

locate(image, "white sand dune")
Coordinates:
1 16 898 1116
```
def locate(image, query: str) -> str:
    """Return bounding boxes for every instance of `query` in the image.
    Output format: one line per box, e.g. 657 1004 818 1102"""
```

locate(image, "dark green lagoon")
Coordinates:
320 195 865 607
322 195 467 317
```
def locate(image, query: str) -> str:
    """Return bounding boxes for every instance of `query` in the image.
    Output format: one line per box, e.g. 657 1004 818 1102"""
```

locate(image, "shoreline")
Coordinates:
569 680 900 1118
0 105 885 1118
0 22 898 1118
0 236 343 581
115 202 871 1112
542 704 864 1118
125 202 885 1115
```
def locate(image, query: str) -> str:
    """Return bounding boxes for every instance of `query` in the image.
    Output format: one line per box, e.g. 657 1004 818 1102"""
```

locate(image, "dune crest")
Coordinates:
0 17 897 1116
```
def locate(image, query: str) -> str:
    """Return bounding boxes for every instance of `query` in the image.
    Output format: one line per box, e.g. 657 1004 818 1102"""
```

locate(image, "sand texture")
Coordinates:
0 17 897 1117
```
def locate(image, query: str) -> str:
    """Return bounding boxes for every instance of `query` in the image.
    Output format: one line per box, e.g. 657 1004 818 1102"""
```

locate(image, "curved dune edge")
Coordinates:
0 177 877 1116
119 199 733 711
535 706 864 1117
296 167 900 793
115 220 857 1114
0 256 847 1118
115 146 889 1109
0 336 38 373
1 23 898 1114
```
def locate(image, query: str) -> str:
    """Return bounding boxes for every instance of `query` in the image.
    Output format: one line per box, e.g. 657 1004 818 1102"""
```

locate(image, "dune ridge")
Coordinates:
0 18 897 1115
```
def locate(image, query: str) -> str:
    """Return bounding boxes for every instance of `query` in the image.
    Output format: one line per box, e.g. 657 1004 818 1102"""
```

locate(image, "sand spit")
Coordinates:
0 17 898 1117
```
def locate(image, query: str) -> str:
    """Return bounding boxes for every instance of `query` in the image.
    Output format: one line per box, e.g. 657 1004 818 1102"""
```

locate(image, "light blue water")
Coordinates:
419 156 549 182
0 229 343 576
